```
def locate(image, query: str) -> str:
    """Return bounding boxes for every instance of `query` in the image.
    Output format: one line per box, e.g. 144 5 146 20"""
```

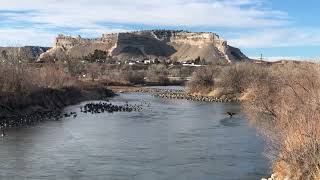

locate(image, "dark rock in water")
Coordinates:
132 88 238 103
0 110 63 129
81 102 143 114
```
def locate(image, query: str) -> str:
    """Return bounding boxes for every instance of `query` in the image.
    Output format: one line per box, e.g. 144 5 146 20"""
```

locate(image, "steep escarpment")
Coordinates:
38 35 115 62
39 30 249 63
111 32 176 57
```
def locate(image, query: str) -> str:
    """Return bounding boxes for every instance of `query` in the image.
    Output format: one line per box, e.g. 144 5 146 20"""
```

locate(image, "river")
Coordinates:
0 88 269 180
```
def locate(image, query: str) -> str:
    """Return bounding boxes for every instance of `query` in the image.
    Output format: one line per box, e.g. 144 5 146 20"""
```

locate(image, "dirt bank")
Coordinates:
0 85 115 127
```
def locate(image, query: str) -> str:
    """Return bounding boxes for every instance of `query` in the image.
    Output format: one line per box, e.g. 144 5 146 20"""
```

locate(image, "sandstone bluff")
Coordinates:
38 30 249 63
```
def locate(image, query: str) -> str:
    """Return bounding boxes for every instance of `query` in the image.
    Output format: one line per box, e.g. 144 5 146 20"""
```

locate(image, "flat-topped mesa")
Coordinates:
117 30 227 48
150 30 230 58
55 34 82 49
55 34 107 49
39 30 249 63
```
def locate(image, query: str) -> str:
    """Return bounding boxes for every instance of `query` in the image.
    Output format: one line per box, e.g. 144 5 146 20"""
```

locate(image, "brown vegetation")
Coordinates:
219 62 268 95
102 70 145 85
63 62 189 86
0 61 114 120
187 61 320 179
243 62 320 179
187 65 220 94
0 63 77 94
146 64 169 85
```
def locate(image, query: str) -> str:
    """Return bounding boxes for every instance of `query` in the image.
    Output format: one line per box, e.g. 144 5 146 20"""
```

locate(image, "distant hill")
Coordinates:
39 30 249 63
0 46 50 62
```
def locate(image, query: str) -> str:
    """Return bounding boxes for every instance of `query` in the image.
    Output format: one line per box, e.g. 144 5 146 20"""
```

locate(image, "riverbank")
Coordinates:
0 84 237 130
0 85 115 128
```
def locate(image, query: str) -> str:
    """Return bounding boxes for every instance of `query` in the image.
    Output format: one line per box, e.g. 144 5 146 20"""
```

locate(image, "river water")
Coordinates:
0 89 269 180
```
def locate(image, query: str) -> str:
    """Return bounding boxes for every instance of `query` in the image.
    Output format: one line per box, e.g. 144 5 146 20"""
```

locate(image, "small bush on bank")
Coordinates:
99 65 145 86
119 70 145 85
219 62 268 95
187 65 220 94
0 63 37 93
36 64 78 89
186 63 267 96
146 64 169 85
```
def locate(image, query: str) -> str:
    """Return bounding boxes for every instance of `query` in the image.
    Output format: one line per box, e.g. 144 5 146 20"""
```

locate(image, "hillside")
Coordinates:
0 46 50 62
39 30 249 63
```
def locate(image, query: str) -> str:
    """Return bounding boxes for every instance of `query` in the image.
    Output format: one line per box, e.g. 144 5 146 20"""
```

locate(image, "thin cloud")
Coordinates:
0 0 303 49
0 0 288 28
229 28 320 48
250 56 320 63
0 28 56 47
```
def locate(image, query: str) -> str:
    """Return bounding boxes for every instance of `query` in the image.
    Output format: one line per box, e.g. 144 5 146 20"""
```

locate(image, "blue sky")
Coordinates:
0 0 319 60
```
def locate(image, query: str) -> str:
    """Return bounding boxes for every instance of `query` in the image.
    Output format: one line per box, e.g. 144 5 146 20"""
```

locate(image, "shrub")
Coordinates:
66 58 87 77
187 65 219 94
36 64 77 89
146 64 169 84
0 62 78 94
219 62 268 95
243 62 320 179
168 66 195 78
0 62 36 93
120 70 145 85
86 49 107 63
100 70 144 85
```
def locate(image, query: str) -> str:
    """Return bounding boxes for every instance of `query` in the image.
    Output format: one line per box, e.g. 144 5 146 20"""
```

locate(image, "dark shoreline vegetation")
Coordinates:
0 87 116 128
0 62 116 130
1 53 318 179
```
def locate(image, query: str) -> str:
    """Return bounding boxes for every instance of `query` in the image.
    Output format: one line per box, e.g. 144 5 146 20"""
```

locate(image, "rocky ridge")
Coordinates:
39 30 249 63
0 46 50 62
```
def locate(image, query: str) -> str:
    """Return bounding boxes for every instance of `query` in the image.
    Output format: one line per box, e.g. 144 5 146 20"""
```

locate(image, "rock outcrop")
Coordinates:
39 30 249 63
0 46 50 62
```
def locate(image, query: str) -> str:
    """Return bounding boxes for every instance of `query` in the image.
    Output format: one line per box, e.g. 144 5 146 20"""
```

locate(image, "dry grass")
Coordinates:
219 62 269 95
146 64 169 85
101 70 145 86
120 70 145 85
36 64 78 89
0 63 37 93
187 65 220 94
243 62 320 179
0 62 78 94
186 62 267 96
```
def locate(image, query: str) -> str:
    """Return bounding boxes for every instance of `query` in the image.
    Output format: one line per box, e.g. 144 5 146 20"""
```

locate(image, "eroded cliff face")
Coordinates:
38 30 249 63
38 34 117 62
